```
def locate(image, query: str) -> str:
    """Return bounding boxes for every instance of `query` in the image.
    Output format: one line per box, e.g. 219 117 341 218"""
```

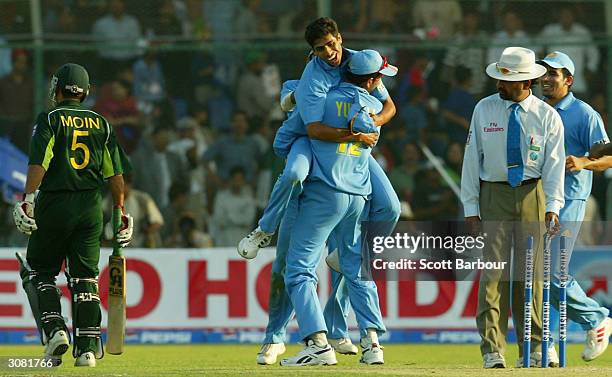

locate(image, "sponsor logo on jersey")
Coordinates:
484 123 503 132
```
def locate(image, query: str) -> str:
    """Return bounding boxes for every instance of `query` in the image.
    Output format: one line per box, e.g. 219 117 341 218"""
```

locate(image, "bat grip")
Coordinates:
112 206 123 257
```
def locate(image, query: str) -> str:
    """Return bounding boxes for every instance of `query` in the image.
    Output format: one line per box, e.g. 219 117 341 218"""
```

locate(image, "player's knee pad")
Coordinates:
27 274 68 344
69 276 103 359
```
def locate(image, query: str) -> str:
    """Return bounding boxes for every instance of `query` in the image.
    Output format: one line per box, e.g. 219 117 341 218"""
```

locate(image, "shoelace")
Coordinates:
586 330 597 347
258 235 271 247
247 230 271 246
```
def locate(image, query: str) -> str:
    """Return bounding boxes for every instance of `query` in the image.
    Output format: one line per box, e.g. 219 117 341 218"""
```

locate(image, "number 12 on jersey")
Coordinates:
337 142 362 157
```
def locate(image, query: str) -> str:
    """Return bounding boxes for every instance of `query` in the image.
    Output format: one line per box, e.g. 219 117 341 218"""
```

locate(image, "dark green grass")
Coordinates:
0 344 611 376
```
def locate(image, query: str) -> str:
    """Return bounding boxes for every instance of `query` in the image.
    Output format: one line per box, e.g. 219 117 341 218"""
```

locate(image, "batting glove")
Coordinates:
13 193 37 235
115 206 134 248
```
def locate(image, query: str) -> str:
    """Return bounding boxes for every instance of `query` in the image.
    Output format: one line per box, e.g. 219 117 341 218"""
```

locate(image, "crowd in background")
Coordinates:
0 0 610 248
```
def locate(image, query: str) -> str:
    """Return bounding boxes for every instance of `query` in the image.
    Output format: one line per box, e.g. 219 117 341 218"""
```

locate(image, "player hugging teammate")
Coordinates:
237 17 400 366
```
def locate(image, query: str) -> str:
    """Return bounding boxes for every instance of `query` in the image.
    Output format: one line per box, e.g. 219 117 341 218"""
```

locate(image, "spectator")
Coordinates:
389 143 423 207
237 50 276 123
441 66 477 145
412 167 457 221
235 0 261 37
0 35 11 78
413 0 462 41
332 0 368 33
94 79 142 152
539 5 600 98
443 142 464 219
92 0 142 81
131 127 190 209
443 9 488 98
202 111 261 188
590 93 608 129
169 214 214 248
95 80 141 126
444 142 463 187
397 53 430 106
210 167 257 246
170 116 208 158
182 0 211 40
74 0 105 32
366 0 403 33
191 50 216 108
150 0 182 36
203 0 242 88
487 9 534 67
103 175 164 248
0 49 33 152
399 87 427 145
132 49 166 112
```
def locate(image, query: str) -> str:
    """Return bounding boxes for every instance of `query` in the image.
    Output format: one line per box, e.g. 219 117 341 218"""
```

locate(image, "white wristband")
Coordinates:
280 92 296 112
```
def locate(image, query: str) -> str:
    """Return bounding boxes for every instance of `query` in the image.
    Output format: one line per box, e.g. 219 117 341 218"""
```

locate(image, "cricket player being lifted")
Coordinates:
281 49 396 366
13 63 133 367
238 18 400 364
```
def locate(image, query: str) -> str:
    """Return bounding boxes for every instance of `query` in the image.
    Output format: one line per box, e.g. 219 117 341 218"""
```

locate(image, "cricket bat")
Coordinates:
107 207 126 355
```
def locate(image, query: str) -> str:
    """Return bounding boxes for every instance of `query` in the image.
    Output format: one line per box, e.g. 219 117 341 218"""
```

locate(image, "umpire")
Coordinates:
461 47 565 368
13 63 133 367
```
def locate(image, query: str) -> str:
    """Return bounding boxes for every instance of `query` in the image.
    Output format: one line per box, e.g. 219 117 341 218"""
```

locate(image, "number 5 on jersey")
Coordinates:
70 130 90 169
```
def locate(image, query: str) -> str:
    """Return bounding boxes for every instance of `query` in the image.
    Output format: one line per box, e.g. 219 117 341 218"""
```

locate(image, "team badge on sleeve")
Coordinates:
31 124 37 136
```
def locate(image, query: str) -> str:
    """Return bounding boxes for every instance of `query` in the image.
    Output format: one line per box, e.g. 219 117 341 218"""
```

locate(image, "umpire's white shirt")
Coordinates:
461 92 565 217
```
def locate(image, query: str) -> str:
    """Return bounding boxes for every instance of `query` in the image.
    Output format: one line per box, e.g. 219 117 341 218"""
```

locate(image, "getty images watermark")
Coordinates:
369 232 506 272
357 221 542 281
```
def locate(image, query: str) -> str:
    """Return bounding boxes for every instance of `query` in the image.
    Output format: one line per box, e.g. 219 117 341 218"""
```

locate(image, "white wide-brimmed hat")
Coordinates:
485 47 546 81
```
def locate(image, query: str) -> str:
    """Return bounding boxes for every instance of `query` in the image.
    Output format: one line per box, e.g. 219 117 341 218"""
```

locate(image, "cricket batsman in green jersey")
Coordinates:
12 63 134 367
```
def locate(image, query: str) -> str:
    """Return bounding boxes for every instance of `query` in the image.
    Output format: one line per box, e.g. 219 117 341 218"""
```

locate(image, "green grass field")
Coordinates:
0 344 611 376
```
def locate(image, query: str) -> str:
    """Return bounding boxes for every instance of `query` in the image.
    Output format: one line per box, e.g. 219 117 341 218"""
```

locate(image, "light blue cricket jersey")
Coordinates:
273 48 389 157
553 92 609 200
309 82 383 196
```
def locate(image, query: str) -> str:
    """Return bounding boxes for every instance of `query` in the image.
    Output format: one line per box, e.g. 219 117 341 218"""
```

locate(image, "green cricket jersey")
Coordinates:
29 99 129 192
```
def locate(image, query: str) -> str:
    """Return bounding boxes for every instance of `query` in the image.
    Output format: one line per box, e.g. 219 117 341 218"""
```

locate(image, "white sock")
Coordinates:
362 328 379 346
309 332 328 348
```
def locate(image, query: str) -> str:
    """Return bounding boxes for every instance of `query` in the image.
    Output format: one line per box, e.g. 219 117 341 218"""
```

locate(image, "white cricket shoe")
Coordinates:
237 227 272 259
74 351 96 367
329 338 358 355
482 352 505 368
583 317 612 361
359 341 384 365
44 330 69 358
280 340 337 366
256 343 286 365
516 347 559 368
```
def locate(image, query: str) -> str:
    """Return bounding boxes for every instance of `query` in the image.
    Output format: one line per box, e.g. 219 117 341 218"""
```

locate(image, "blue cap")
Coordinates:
348 49 398 76
540 51 575 75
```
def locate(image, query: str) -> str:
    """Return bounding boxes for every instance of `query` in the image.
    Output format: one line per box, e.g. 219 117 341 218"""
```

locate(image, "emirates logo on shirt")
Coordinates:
484 122 504 132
